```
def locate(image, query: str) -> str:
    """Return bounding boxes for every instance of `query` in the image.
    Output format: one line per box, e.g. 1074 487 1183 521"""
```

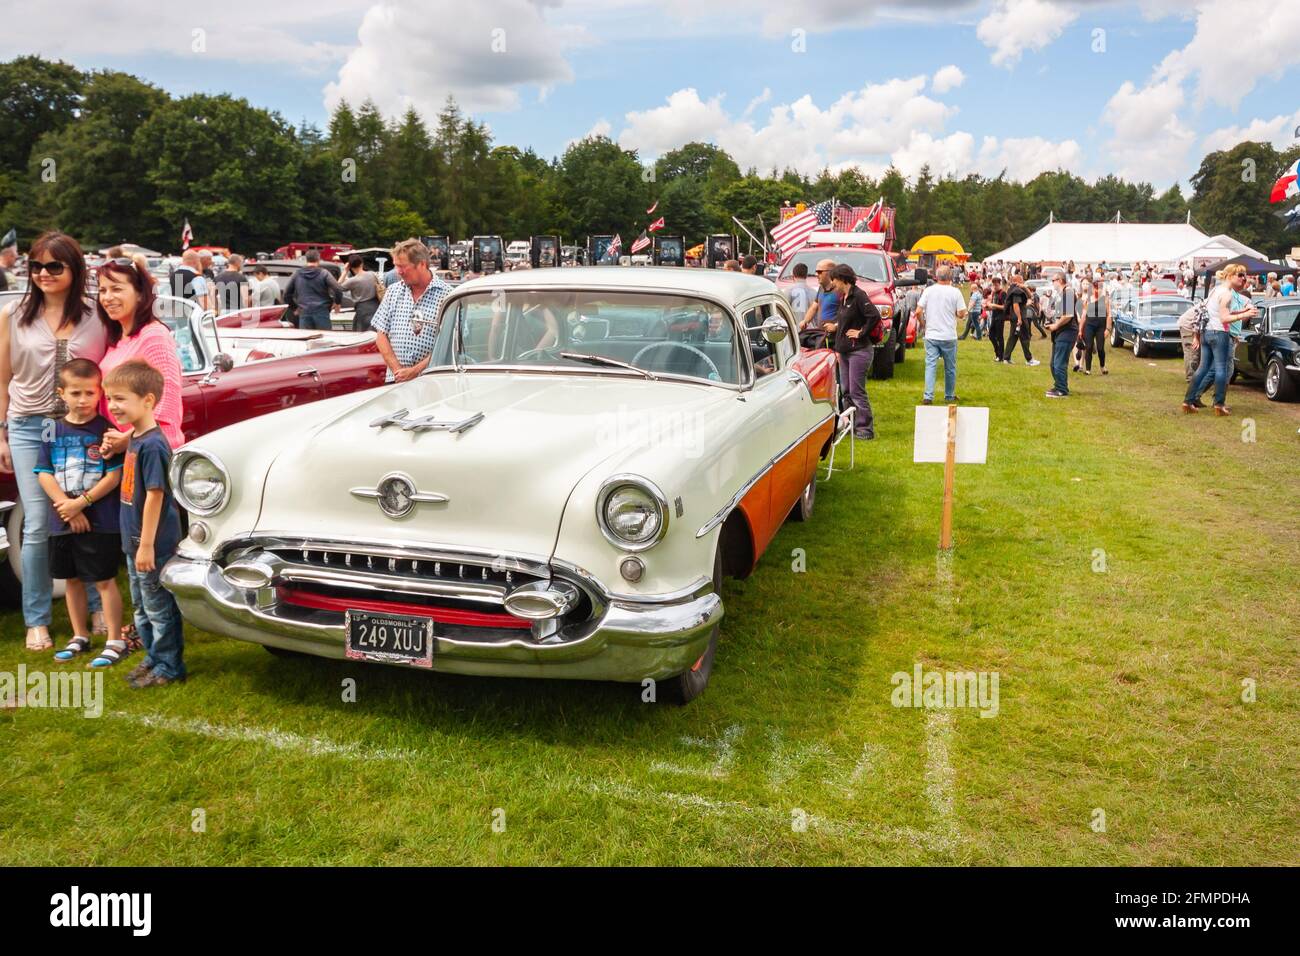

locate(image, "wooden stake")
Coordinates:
940 403 957 551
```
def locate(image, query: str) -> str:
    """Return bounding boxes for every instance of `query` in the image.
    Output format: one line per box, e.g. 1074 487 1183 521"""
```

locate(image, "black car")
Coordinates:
1234 298 1300 401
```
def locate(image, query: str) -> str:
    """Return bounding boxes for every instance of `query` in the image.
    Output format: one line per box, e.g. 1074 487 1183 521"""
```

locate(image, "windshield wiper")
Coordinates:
559 351 657 380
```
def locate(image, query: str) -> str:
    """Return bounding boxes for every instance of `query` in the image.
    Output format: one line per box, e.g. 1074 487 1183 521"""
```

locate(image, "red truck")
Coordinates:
273 242 354 263
774 230 925 379
0 293 387 603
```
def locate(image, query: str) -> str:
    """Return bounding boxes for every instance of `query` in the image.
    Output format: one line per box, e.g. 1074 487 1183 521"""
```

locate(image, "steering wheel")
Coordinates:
516 345 562 363
631 341 722 380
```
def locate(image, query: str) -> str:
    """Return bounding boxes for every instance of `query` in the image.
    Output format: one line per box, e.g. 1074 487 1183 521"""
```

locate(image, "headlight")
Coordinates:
878 304 893 318
173 451 230 516
596 475 668 551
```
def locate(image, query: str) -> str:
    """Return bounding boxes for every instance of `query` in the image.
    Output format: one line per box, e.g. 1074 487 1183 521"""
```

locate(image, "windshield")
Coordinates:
1270 303 1300 333
154 296 207 373
781 250 890 283
1133 299 1191 320
449 290 742 384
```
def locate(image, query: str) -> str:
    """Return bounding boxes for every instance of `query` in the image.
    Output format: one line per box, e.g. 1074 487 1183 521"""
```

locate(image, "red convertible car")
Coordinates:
0 292 388 602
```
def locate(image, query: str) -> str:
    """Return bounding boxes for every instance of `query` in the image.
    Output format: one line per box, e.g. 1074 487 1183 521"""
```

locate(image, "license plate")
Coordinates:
344 610 435 668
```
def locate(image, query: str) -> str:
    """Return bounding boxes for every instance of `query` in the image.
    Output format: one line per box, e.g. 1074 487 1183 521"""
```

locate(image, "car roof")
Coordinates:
451 265 776 303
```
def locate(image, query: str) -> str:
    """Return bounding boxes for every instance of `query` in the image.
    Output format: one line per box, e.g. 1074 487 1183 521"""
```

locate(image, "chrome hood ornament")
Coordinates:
350 471 448 518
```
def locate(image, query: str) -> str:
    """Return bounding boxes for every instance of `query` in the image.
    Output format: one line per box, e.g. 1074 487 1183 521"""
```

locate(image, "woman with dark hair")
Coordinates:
0 231 111 649
339 254 382 331
1078 278 1112 375
95 259 185 454
827 263 882 440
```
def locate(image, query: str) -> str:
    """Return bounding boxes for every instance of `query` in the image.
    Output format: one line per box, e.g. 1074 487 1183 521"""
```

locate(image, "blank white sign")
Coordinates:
913 406 989 464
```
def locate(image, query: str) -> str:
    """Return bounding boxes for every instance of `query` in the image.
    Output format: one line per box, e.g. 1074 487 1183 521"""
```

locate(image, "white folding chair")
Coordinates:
820 407 856 481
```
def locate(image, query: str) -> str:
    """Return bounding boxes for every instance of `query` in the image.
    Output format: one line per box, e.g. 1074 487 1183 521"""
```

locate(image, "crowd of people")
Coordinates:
782 253 1279 418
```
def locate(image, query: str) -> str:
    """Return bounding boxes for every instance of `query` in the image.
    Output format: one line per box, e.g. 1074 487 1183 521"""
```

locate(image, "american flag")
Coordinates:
647 216 665 232
630 232 650 254
771 200 832 259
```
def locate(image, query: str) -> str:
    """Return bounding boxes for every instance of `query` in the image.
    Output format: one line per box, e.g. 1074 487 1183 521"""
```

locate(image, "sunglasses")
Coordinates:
28 259 67 276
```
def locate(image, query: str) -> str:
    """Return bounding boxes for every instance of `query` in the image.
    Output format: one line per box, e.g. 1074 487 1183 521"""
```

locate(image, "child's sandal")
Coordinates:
54 636 93 661
88 639 136 669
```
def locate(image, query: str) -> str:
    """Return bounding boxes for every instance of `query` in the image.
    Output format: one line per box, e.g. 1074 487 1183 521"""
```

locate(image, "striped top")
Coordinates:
6 301 109 418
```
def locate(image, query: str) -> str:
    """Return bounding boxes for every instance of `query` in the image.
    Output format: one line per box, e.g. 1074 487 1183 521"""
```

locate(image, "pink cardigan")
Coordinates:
99 320 186 450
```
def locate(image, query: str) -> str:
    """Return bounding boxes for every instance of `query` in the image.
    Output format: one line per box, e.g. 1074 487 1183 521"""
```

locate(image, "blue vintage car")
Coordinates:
1111 294 1193 357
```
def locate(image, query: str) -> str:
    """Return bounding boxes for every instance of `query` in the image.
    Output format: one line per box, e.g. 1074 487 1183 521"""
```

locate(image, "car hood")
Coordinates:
255 371 734 559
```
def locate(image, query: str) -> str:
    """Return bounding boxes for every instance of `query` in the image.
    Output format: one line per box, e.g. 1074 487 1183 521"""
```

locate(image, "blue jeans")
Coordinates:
923 338 957 401
1050 330 1075 394
299 307 332 330
1185 330 1233 406
7 415 103 626
126 554 185 679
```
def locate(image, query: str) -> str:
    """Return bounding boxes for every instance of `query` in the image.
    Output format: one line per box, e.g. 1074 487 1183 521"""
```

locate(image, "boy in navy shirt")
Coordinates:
103 359 186 688
35 359 127 665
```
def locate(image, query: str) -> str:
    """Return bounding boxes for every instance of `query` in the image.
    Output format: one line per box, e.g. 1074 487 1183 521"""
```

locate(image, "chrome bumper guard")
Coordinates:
161 549 723 682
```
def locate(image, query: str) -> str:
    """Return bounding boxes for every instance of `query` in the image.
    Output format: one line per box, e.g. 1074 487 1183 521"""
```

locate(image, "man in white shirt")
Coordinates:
250 264 280 308
915 264 967 405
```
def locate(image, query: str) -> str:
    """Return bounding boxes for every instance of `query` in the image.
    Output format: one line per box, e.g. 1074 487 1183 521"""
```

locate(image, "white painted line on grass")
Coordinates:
111 710 422 762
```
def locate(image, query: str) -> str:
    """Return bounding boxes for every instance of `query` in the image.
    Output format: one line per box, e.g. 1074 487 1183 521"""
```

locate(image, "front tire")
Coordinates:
1265 357 1298 401
1133 334 1147 358
871 332 896 379
1111 324 1123 347
663 545 723 705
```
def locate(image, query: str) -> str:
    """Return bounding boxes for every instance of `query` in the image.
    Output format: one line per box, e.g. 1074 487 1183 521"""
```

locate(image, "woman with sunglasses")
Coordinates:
0 231 112 650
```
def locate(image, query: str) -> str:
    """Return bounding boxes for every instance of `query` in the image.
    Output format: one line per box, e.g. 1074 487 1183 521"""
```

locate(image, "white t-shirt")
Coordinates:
917 283 966 340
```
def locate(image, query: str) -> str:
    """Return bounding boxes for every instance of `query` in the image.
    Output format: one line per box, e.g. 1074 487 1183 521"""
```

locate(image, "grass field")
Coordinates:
2 334 1297 865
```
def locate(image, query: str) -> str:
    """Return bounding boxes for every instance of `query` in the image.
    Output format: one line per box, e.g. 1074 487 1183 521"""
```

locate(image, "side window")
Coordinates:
741 306 779 380
770 300 797 366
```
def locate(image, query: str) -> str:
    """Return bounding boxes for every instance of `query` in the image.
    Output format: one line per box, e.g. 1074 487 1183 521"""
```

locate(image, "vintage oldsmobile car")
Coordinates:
1234 297 1300 401
0 291 388 602
1111 294 1192 357
161 268 841 702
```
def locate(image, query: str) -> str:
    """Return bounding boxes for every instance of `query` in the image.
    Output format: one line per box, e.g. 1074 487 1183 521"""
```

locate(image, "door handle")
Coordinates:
297 367 319 378
787 371 804 385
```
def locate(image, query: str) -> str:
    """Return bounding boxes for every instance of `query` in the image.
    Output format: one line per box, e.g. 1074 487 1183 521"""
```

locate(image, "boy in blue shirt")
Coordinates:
103 359 186 688
35 359 127 666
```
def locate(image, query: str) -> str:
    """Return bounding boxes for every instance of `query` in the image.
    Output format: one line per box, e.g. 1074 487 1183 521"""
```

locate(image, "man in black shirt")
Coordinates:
1001 274 1039 365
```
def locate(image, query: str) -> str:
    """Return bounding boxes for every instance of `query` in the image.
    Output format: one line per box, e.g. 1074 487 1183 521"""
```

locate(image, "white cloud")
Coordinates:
977 0 1079 68
1202 110 1300 154
931 65 966 94
324 0 588 117
0 0 358 70
1100 78 1195 184
1156 0 1300 108
614 79 1077 184
743 88 772 119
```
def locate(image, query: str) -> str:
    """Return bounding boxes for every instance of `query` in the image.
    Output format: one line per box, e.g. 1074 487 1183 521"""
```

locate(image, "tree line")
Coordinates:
2 55 1297 261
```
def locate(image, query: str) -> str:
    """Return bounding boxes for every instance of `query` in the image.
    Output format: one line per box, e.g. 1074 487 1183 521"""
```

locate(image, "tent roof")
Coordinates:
1202 253 1287 275
986 220 1217 265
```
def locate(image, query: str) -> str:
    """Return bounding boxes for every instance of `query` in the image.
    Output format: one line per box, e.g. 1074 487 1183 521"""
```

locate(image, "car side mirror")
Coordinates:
213 353 235 373
760 316 789 344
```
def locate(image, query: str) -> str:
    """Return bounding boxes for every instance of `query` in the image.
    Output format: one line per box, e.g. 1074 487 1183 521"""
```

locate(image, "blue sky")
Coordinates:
7 1 1299 189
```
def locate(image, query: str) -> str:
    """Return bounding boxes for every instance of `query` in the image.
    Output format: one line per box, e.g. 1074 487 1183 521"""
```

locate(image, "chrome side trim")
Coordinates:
695 414 834 538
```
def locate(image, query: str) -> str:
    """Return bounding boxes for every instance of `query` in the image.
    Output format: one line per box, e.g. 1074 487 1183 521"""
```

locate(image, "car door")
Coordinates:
198 351 326 434
763 299 821 518
1234 309 1264 379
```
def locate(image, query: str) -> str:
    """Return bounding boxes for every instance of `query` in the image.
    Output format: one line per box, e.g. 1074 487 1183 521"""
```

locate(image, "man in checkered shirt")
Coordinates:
370 238 453 383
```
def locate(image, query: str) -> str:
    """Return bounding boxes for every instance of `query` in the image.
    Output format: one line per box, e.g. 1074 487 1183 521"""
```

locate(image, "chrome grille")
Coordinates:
268 547 532 591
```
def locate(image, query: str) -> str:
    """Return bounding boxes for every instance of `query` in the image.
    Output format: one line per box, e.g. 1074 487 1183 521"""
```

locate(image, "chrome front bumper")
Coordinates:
161 552 723 682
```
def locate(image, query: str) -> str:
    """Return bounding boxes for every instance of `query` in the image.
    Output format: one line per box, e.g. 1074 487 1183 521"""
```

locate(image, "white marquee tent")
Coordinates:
984 216 1269 266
